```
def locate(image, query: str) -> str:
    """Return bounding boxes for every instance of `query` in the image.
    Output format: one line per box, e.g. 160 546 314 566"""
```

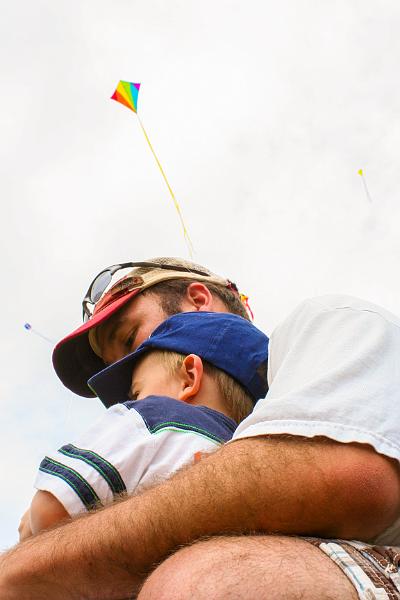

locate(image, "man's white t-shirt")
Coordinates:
233 294 400 545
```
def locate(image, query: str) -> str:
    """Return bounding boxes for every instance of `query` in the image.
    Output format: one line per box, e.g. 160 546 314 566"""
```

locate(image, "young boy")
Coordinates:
22 311 268 538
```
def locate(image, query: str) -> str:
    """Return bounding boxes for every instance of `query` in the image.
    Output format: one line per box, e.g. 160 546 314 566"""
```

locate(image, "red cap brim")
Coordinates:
52 289 141 397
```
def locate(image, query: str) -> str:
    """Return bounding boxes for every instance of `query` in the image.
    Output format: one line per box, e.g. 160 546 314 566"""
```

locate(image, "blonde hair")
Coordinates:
150 350 254 424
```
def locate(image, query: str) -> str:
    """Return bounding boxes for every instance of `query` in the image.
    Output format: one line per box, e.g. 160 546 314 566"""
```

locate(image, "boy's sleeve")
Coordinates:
34 397 234 517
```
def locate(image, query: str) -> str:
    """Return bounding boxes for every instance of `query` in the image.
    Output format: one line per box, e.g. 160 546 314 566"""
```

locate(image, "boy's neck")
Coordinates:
188 376 232 421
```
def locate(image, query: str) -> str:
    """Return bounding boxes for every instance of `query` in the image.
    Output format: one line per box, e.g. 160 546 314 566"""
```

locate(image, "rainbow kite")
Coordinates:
111 81 194 257
111 81 140 113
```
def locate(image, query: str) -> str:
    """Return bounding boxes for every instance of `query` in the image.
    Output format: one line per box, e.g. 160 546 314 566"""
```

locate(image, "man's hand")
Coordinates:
18 509 32 542
1 436 399 599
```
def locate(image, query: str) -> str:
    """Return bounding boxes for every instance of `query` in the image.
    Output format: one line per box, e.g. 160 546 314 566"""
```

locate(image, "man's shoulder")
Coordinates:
268 294 400 362
305 294 398 317
121 396 236 444
280 294 400 330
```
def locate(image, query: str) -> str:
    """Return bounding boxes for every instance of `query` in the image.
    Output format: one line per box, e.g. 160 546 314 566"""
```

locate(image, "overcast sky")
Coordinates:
2 0 400 549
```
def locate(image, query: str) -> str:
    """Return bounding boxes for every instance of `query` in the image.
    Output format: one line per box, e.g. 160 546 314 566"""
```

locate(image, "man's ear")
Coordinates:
182 283 213 312
178 354 204 403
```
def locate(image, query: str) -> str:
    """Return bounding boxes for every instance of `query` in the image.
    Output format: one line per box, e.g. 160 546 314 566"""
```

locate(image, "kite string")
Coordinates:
31 330 54 344
358 169 373 203
24 323 72 433
361 175 373 203
137 115 194 258
24 323 54 344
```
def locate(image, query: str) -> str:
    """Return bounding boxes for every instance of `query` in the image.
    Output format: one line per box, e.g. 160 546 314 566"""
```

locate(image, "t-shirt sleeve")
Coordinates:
34 398 234 516
232 295 400 462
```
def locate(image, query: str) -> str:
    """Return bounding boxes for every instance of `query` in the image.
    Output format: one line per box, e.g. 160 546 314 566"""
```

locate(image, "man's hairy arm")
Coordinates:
1 436 399 599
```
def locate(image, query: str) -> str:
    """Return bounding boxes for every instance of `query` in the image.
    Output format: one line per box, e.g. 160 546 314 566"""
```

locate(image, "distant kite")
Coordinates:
111 81 194 257
240 294 254 320
358 169 373 203
24 323 54 344
111 81 140 113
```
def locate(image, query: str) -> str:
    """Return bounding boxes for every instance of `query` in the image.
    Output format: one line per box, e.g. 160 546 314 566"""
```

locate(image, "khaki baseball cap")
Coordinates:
52 257 239 397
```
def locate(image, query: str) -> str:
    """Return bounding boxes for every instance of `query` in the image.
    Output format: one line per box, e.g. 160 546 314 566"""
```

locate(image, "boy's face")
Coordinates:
129 353 182 401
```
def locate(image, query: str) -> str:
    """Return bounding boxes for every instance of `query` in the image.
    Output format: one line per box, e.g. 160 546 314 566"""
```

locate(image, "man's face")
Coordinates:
129 352 182 401
96 293 169 365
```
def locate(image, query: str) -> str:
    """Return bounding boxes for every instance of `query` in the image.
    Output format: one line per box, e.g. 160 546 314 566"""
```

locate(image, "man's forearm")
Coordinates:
1 496 152 600
1 436 399 599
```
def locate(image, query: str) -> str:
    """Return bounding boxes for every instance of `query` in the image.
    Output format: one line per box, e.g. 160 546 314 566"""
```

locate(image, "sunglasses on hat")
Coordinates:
82 261 232 322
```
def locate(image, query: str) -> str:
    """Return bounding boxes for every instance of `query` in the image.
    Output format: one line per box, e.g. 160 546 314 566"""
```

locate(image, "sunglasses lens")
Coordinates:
90 271 113 303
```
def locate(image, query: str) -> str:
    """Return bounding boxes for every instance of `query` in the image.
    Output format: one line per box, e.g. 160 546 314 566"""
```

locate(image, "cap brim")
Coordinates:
52 289 141 397
88 345 149 407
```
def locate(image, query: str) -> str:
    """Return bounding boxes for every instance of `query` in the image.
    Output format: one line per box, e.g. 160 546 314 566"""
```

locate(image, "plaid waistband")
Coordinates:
305 537 400 599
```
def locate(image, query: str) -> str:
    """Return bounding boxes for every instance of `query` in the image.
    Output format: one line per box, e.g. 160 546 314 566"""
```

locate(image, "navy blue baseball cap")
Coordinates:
88 312 269 408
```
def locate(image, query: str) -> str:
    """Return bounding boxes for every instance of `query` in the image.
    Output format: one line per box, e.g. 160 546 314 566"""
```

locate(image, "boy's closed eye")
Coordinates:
128 389 139 401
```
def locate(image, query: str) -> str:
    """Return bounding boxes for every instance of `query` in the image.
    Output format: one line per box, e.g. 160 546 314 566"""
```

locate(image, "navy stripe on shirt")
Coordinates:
58 444 126 496
124 396 236 444
39 456 101 510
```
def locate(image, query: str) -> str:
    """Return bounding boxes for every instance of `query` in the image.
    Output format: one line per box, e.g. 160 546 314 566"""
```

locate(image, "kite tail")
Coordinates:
34 331 55 344
361 176 373 203
24 324 54 344
358 169 373 203
137 115 194 258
